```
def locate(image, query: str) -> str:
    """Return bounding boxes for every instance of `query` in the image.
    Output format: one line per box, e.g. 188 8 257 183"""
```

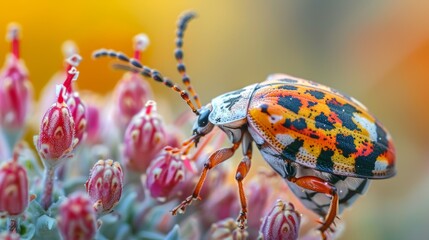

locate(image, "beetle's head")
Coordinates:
192 104 214 144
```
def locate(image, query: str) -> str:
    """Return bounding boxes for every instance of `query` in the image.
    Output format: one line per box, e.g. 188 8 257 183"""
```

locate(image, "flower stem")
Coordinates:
41 166 55 210
7 217 18 233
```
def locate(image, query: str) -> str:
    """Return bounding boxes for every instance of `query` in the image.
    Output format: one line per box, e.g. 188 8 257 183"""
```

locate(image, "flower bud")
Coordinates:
113 72 152 131
259 200 301 240
0 23 32 148
60 55 86 146
85 159 124 214
208 218 248 240
58 193 97 240
145 151 185 202
113 34 152 131
0 153 29 216
35 76 76 166
123 100 167 173
83 94 102 145
66 92 86 146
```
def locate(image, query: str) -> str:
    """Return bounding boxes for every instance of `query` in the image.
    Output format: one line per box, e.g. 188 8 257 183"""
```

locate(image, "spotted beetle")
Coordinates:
93 11 396 238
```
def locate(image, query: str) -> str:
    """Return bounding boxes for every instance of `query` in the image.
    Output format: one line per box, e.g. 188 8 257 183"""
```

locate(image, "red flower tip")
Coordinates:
6 23 20 59
133 33 150 60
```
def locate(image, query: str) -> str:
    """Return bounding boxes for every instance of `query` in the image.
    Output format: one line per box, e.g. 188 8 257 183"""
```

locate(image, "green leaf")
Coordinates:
34 215 61 240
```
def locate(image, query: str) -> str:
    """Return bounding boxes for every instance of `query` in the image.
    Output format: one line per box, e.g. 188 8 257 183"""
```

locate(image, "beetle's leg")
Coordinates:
235 144 252 229
288 175 338 238
171 141 241 215
235 132 252 229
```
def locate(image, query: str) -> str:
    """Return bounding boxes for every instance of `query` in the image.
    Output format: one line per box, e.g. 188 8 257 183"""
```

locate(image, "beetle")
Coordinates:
93 11 396 238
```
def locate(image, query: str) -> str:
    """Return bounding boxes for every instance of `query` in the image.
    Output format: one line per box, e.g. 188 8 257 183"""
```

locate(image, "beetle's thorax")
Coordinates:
208 83 258 127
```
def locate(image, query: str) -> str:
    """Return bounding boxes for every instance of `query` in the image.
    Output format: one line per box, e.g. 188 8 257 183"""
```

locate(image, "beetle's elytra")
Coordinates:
94 11 396 239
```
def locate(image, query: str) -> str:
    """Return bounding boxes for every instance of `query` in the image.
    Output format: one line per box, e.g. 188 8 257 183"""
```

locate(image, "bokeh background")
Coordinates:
1 1 429 239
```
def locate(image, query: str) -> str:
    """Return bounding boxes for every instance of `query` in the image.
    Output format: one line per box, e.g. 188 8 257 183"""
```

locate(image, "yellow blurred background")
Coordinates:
1 1 429 239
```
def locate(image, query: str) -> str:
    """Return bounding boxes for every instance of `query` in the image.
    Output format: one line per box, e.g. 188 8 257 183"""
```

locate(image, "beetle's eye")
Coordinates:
198 109 211 127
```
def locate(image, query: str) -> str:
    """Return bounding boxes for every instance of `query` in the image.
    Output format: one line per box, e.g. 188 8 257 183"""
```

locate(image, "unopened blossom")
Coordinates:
208 218 248 240
259 200 301 240
82 93 103 145
85 159 124 214
66 92 86 145
0 23 32 148
123 100 167 173
57 193 97 240
34 67 78 166
113 33 152 131
0 152 29 216
145 151 185 202
35 90 75 165
60 54 86 146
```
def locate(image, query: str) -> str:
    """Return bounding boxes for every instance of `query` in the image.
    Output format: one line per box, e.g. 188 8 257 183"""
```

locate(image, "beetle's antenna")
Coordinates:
175 11 201 109
93 49 200 115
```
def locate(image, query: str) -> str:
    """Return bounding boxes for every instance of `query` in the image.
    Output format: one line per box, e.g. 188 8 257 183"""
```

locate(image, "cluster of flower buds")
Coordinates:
123 100 167 173
259 200 301 240
0 23 32 149
145 150 185 202
113 33 152 131
57 193 97 240
85 159 124 215
0 147 29 216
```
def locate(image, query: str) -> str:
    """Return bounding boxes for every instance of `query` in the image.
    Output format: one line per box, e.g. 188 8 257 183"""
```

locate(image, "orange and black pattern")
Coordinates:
247 74 396 179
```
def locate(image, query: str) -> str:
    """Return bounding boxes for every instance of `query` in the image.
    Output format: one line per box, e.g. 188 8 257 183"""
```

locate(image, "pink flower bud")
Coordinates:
113 72 152 130
0 23 32 146
66 92 86 145
259 200 301 240
113 34 152 131
0 154 29 216
145 151 185 202
84 102 101 144
58 193 97 240
35 70 77 166
123 100 167 173
85 159 124 214
208 218 248 240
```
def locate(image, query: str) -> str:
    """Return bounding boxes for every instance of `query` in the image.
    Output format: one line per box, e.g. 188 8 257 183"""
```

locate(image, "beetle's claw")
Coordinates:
170 195 197 215
236 211 248 229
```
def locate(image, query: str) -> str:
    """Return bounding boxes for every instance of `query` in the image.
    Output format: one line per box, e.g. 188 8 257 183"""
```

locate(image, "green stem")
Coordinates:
41 166 55 210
